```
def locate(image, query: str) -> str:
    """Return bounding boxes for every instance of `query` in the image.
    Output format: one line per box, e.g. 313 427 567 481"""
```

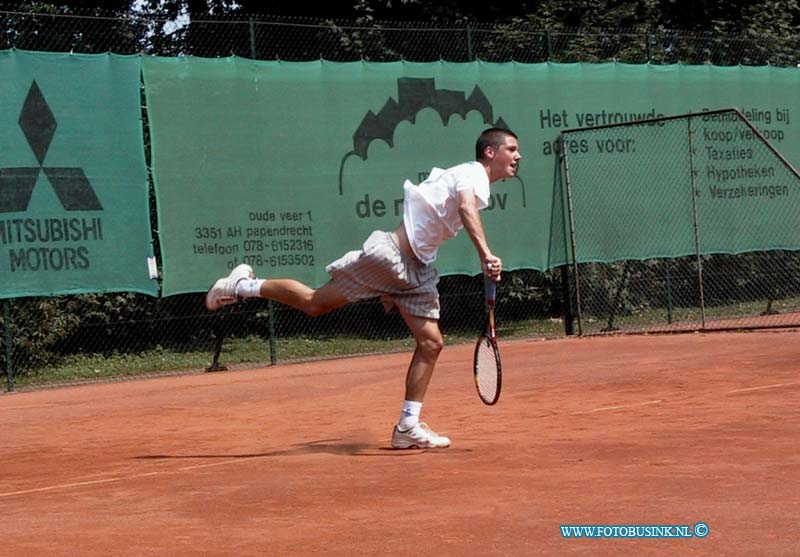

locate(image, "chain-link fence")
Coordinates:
2 7 800 65
2 8 799 390
1 271 567 391
559 109 800 336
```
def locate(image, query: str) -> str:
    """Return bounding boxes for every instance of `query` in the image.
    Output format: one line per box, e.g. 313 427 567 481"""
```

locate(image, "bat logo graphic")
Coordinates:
338 77 525 207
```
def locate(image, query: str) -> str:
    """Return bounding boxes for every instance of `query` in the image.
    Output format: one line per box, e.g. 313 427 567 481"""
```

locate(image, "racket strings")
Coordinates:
475 337 499 400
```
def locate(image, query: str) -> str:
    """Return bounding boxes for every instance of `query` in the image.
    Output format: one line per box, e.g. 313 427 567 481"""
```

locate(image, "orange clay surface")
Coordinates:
2 330 799 556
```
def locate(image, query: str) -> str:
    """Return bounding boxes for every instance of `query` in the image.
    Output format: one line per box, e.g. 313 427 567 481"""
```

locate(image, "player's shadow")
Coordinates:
136 438 470 459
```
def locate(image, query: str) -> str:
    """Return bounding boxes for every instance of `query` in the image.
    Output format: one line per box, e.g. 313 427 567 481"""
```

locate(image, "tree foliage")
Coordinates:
3 0 797 64
5 0 797 29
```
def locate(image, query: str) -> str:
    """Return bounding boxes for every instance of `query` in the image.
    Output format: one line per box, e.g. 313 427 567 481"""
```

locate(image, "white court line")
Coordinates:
571 399 663 415
0 457 265 499
0 477 123 498
727 381 800 394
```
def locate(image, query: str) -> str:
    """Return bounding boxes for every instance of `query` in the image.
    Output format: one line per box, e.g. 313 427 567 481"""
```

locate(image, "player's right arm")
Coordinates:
458 189 502 280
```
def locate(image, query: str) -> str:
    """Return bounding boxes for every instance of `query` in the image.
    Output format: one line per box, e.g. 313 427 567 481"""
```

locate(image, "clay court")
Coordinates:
2 330 798 555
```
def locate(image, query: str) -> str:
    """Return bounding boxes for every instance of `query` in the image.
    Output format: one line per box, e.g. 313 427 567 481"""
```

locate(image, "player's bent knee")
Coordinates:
303 295 347 317
417 335 444 357
303 302 330 317
303 283 348 317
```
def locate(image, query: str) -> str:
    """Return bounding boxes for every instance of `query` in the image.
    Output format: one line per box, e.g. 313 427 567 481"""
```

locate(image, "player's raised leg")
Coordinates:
257 279 348 317
206 264 349 317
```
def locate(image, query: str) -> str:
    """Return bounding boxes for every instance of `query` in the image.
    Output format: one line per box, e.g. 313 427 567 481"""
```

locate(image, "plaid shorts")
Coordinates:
326 230 440 319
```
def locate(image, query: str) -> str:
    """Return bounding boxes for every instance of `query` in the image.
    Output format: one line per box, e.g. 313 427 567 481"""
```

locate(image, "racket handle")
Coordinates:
484 275 496 305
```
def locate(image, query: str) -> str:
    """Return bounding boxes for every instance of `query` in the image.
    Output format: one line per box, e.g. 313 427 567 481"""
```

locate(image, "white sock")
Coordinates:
235 278 265 298
398 400 422 431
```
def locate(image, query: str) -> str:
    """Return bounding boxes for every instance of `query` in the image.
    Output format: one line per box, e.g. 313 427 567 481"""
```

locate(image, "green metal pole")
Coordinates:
466 24 474 62
4 300 13 392
665 261 674 324
560 265 575 335
248 17 257 60
267 301 277 365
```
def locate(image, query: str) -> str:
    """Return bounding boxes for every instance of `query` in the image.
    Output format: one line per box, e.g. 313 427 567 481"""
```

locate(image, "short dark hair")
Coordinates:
475 127 518 161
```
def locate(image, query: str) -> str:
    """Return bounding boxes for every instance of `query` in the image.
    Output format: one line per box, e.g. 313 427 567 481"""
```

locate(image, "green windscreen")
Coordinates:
0 50 156 298
143 58 539 295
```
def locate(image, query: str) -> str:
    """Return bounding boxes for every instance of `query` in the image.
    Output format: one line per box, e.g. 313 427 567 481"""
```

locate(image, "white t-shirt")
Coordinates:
402 161 490 264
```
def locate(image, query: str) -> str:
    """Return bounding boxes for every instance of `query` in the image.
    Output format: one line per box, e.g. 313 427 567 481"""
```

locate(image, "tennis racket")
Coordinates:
473 276 501 405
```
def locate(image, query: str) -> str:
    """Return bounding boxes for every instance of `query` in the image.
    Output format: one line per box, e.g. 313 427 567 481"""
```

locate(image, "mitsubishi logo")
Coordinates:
0 80 103 213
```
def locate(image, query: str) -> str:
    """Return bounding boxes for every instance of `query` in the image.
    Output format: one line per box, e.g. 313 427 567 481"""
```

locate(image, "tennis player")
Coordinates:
206 127 521 449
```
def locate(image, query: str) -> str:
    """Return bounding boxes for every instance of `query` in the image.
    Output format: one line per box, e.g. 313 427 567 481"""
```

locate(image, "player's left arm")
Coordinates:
458 189 502 280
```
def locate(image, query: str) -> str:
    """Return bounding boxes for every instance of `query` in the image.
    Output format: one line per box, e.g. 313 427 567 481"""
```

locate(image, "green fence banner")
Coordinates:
142 58 800 296
0 50 156 298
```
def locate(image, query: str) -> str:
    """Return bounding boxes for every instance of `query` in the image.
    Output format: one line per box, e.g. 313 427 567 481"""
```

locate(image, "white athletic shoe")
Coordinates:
391 422 451 449
204 264 254 311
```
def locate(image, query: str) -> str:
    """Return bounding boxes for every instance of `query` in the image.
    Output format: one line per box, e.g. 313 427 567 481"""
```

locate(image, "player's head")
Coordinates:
476 128 518 161
476 127 521 182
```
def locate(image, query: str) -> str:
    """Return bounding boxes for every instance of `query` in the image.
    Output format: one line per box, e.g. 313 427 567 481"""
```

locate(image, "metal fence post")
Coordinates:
466 23 474 62
247 17 278 364
560 265 575 335
248 17 257 59
687 114 707 328
664 261 674 324
4 300 13 392
206 316 228 373
267 301 277 365
559 133 583 335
